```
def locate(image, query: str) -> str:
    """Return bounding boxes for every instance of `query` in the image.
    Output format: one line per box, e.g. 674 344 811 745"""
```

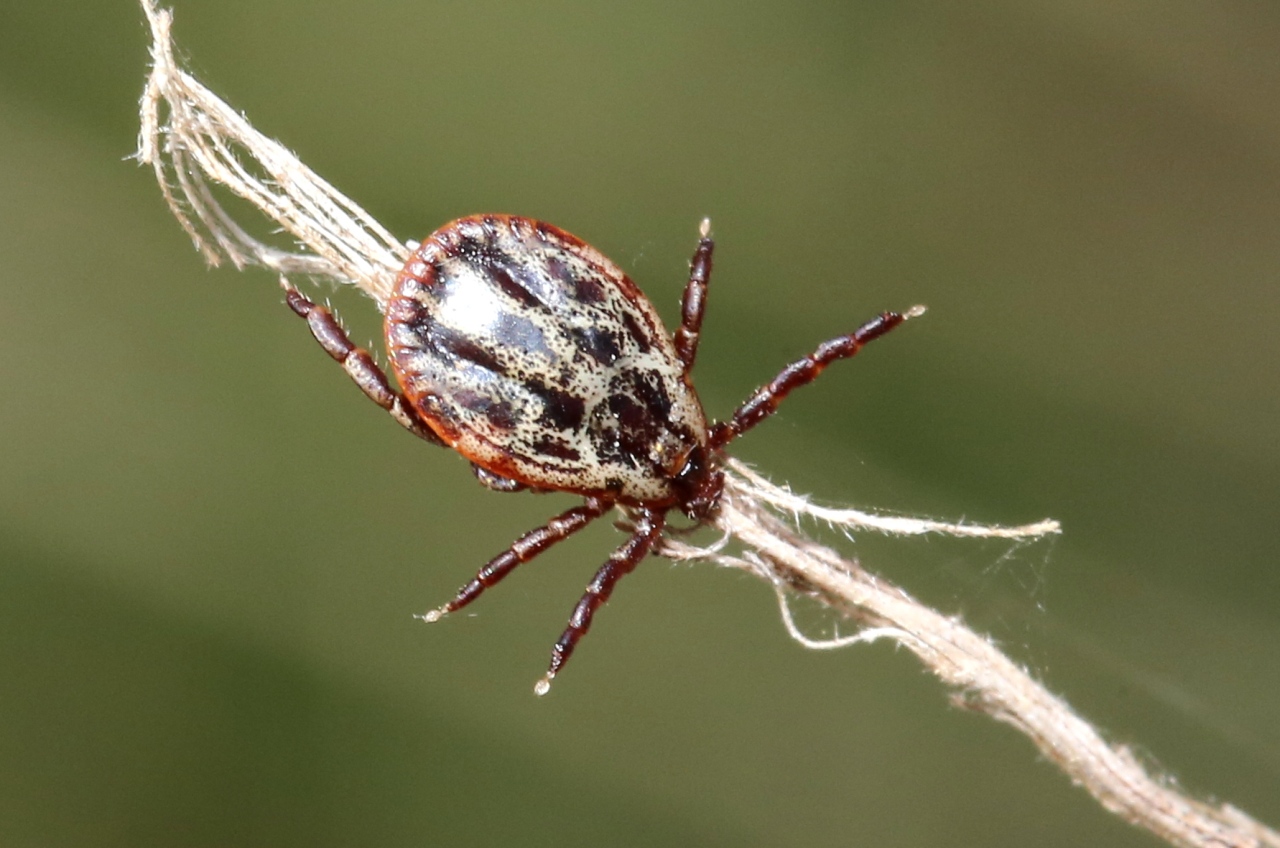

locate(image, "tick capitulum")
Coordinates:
282 214 922 694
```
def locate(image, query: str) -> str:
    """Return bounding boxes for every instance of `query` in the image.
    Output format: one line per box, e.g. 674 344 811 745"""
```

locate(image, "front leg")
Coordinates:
673 217 715 373
710 305 926 448
281 281 444 447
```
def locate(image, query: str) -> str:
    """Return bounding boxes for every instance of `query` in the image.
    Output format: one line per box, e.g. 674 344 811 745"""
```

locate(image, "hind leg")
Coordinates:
281 282 444 446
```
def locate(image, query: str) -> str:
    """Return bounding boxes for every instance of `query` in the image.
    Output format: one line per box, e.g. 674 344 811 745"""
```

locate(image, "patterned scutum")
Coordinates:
386 215 709 504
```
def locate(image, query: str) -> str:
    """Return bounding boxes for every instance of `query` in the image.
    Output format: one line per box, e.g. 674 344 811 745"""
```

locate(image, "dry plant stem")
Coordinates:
137 0 406 304
666 467 1279 848
135 3 1280 846
728 459 1062 540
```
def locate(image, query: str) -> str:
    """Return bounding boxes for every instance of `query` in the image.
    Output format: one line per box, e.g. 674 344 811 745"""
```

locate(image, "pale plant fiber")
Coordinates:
136 2 1277 845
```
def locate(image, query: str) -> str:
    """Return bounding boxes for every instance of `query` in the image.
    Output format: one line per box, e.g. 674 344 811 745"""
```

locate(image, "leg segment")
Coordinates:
673 218 715 373
710 305 926 448
419 497 612 622
282 282 444 447
535 508 667 696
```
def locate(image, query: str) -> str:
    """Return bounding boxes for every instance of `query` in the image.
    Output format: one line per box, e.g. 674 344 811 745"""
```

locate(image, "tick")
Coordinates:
282 214 921 694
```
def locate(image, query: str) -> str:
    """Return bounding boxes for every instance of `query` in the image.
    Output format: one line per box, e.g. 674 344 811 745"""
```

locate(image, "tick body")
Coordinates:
386 215 710 510
283 213 921 693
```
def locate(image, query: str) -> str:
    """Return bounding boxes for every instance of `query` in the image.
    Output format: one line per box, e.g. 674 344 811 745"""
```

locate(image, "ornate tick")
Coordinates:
282 214 921 694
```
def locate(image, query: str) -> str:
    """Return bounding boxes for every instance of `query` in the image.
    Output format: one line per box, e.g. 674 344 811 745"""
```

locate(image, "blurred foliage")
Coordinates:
0 0 1277 845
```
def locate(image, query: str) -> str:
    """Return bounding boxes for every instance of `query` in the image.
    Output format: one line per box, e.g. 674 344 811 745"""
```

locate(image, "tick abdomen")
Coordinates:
386 214 708 503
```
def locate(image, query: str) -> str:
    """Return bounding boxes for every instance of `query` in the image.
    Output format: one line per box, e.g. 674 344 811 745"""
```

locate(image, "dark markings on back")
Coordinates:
631 369 673 421
453 388 519 431
529 383 587 431
587 369 680 470
569 267 607 304
487 262 544 310
426 322 508 375
454 234 483 261
531 435 582 462
570 326 622 366
451 230 548 311
620 312 652 353
603 393 654 468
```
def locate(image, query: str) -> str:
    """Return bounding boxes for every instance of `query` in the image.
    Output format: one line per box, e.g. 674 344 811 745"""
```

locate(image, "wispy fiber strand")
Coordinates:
136 2 1278 845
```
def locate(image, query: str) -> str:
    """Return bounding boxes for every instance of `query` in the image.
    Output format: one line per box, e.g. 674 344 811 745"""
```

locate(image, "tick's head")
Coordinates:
668 442 724 522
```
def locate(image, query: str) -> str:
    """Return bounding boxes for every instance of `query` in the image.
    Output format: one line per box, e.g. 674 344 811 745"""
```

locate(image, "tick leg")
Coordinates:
710 305 926 448
673 217 715 374
281 281 444 447
535 508 667 696
420 497 612 622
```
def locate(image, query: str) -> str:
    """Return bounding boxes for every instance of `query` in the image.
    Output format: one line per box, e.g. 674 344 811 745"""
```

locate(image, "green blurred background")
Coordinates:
1 0 1277 845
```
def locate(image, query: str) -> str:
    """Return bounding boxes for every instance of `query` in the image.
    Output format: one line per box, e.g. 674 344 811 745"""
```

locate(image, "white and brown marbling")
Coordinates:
386 214 709 506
